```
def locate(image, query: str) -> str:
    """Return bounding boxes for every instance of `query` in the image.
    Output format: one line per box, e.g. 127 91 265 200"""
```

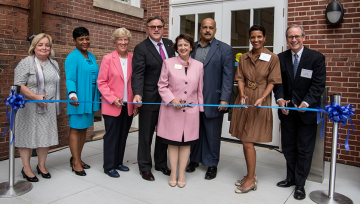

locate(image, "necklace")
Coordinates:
120 58 126 67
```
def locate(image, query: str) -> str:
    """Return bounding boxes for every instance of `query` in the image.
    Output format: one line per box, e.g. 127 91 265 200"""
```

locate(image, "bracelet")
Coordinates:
261 95 266 101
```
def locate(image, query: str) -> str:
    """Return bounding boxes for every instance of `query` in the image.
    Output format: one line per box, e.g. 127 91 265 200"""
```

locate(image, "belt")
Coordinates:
245 80 267 90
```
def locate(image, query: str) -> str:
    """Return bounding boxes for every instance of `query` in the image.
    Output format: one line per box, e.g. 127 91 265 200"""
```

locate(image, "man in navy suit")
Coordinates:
186 18 234 180
273 25 326 200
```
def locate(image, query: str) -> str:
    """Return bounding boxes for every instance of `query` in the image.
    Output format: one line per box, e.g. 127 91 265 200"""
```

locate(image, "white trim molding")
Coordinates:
93 0 144 18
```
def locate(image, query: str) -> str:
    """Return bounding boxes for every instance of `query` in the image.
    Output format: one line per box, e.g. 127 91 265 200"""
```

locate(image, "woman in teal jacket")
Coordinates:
65 27 100 176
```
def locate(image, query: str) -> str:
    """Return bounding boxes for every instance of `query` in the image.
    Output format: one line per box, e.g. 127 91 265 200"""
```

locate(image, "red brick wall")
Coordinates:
0 0 161 160
288 0 360 166
0 1 30 159
144 0 170 38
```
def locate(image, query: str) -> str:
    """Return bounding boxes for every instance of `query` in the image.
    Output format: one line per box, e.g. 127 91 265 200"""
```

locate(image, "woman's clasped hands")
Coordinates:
171 99 184 109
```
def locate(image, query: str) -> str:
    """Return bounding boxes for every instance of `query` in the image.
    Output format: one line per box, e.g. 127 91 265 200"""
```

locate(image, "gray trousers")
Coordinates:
190 112 224 167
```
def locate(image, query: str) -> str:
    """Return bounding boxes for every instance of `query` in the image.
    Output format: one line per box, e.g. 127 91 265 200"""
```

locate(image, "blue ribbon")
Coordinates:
29 100 319 111
316 103 355 150
3 92 356 150
2 89 26 145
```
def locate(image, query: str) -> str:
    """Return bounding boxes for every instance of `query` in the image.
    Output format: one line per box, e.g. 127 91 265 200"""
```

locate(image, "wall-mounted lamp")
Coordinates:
325 1 344 26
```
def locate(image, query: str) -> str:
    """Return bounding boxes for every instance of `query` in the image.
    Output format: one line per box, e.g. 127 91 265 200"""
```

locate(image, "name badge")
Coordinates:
259 53 271 62
174 64 182 69
300 69 313 79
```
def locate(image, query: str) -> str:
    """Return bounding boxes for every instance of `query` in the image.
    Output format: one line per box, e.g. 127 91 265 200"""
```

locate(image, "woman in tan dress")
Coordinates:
229 24 282 194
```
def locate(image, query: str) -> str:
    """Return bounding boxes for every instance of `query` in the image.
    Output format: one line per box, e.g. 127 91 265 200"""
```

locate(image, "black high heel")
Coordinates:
21 168 39 182
72 164 86 176
82 163 91 169
70 157 73 167
36 165 51 179
71 156 90 169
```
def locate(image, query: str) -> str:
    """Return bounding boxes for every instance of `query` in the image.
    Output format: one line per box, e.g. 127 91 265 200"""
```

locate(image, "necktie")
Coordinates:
293 53 299 78
157 42 166 60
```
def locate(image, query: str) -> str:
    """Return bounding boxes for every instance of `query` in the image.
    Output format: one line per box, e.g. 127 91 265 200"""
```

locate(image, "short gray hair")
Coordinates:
111 28 132 43
286 24 305 36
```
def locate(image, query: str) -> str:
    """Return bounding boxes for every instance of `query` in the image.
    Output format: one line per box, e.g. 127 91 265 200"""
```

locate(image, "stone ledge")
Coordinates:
93 0 144 19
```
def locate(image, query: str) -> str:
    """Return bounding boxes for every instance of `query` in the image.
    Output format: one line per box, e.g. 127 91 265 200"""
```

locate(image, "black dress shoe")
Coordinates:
155 166 171 176
104 169 120 178
205 166 217 180
36 165 51 179
294 185 306 200
140 170 155 181
277 179 295 188
72 165 86 176
186 162 199 173
117 165 129 172
21 168 39 182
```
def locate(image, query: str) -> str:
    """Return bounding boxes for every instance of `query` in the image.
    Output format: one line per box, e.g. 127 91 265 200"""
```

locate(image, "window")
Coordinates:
93 0 143 18
114 0 141 8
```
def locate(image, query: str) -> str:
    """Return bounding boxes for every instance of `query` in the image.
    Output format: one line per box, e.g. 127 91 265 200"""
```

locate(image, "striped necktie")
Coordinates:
293 53 299 78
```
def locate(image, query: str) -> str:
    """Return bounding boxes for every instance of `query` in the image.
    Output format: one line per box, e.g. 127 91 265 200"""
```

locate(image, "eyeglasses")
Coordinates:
148 25 163 30
116 38 128 42
287 35 303 40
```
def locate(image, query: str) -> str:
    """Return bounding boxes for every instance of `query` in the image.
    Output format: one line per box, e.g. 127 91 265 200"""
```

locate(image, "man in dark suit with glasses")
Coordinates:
132 15 175 181
274 24 326 200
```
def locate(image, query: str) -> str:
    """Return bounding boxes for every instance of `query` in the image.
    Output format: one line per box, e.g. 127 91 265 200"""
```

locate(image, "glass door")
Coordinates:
170 3 222 42
221 0 285 147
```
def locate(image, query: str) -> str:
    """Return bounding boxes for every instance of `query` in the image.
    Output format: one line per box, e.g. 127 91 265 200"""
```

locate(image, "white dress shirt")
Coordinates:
120 57 128 102
278 46 309 107
291 46 304 64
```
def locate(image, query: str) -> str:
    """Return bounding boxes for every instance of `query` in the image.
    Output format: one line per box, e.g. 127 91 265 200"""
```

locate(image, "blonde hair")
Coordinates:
111 28 132 43
28 33 55 57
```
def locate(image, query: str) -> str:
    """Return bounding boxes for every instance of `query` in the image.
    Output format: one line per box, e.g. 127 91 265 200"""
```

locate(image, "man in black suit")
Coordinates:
273 24 326 200
131 15 175 181
186 18 234 180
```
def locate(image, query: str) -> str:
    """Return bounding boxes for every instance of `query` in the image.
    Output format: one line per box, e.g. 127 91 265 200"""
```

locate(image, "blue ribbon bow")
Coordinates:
2 89 26 145
316 103 355 150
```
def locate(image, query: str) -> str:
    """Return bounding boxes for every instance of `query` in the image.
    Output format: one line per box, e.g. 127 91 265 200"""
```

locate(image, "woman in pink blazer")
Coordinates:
157 34 204 188
97 28 138 178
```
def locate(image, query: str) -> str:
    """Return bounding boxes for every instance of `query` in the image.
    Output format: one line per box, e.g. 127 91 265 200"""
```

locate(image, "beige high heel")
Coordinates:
177 181 186 188
235 181 257 194
235 175 258 186
169 180 177 187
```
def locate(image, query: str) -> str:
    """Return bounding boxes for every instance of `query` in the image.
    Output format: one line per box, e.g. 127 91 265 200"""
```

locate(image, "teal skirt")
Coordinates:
69 112 95 129
69 83 96 129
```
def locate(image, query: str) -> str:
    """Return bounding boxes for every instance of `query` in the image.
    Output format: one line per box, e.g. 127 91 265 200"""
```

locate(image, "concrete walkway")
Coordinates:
0 132 359 204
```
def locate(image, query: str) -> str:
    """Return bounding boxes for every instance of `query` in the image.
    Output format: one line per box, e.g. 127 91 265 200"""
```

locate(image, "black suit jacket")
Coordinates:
190 38 234 118
131 37 175 111
273 46 326 124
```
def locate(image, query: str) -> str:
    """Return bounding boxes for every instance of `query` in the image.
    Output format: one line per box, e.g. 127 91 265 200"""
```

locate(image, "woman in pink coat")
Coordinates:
97 28 138 178
157 34 204 188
